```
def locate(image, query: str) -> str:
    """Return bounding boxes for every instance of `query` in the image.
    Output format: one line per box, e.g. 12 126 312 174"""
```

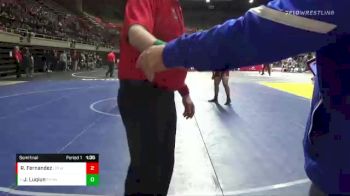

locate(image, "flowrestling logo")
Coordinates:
286 10 335 16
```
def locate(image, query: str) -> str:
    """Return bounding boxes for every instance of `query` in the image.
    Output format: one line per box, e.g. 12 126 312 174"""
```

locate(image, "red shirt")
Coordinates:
107 52 116 63
14 50 23 63
118 0 189 96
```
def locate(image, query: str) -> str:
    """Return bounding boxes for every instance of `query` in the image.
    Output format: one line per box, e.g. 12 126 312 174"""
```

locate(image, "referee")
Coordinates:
117 0 195 195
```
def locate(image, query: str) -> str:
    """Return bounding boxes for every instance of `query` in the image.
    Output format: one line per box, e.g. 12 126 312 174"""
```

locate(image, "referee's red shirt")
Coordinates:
118 0 189 95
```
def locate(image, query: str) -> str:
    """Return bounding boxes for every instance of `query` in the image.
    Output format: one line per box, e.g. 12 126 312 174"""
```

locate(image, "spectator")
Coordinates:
59 51 68 71
105 51 115 78
0 1 117 47
47 49 56 71
22 47 34 78
44 50 52 72
12 46 22 78
67 53 72 70
79 52 86 70
261 63 272 76
71 50 79 72
42 50 48 72
96 55 102 68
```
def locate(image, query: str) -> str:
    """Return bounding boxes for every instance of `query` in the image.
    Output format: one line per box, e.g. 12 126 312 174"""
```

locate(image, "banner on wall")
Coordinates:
239 65 263 71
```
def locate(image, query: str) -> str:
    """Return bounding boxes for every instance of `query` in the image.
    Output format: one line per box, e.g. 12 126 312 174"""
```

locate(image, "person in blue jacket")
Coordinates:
137 0 350 195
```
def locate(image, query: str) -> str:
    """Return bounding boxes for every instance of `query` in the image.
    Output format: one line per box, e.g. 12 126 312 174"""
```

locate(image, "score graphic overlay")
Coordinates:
16 154 99 186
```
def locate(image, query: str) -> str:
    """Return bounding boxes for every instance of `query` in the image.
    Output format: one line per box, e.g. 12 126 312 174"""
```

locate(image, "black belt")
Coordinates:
120 79 150 86
120 80 172 92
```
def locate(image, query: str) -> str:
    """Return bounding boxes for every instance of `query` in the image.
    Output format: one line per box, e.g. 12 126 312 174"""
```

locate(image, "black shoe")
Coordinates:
208 98 218 103
225 98 231 105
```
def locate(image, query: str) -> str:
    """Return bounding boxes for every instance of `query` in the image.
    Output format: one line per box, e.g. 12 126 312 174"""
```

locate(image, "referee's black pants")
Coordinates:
118 80 177 196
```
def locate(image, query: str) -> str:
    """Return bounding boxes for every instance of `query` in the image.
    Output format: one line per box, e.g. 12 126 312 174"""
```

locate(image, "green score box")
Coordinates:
87 174 99 186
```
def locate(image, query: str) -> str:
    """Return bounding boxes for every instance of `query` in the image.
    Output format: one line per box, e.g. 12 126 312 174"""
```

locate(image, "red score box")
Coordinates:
86 162 99 174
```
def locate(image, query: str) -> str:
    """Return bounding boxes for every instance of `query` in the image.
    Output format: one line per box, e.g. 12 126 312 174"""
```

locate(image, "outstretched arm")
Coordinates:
163 0 341 70
137 0 346 76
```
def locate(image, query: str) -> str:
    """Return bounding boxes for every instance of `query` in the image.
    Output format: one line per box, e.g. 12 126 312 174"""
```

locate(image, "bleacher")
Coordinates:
35 0 69 17
83 12 105 29
0 0 118 78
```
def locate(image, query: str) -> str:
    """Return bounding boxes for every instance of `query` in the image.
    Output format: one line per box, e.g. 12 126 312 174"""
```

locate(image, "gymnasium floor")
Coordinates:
0 69 314 196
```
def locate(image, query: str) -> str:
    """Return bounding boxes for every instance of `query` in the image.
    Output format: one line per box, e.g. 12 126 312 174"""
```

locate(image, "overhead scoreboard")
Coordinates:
16 154 99 186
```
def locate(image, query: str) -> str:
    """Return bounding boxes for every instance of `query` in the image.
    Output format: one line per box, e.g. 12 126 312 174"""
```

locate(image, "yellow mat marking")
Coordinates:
260 82 313 99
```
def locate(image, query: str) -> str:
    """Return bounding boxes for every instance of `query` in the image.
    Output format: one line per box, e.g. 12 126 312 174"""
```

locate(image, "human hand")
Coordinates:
136 45 167 81
182 95 195 119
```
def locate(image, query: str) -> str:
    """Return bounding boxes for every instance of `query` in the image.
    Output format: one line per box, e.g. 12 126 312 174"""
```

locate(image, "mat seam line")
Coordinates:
194 115 225 196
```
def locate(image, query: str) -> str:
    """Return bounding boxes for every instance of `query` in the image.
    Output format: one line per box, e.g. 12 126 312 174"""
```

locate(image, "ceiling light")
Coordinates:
249 0 254 4
206 0 210 3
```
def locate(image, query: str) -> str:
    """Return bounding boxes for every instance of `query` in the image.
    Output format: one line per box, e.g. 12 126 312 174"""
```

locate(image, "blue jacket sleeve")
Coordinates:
163 0 348 71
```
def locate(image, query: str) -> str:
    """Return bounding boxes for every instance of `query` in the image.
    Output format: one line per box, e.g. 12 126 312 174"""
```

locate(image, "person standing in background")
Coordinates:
209 70 231 105
261 63 272 76
52 50 58 71
42 50 47 72
60 51 68 71
80 52 86 70
105 51 115 78
30 53 34 77
96 55 102 68
67 52 72 71
72 50 79 72
46 50 53 72
13 46 22 78
22 47 34 78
